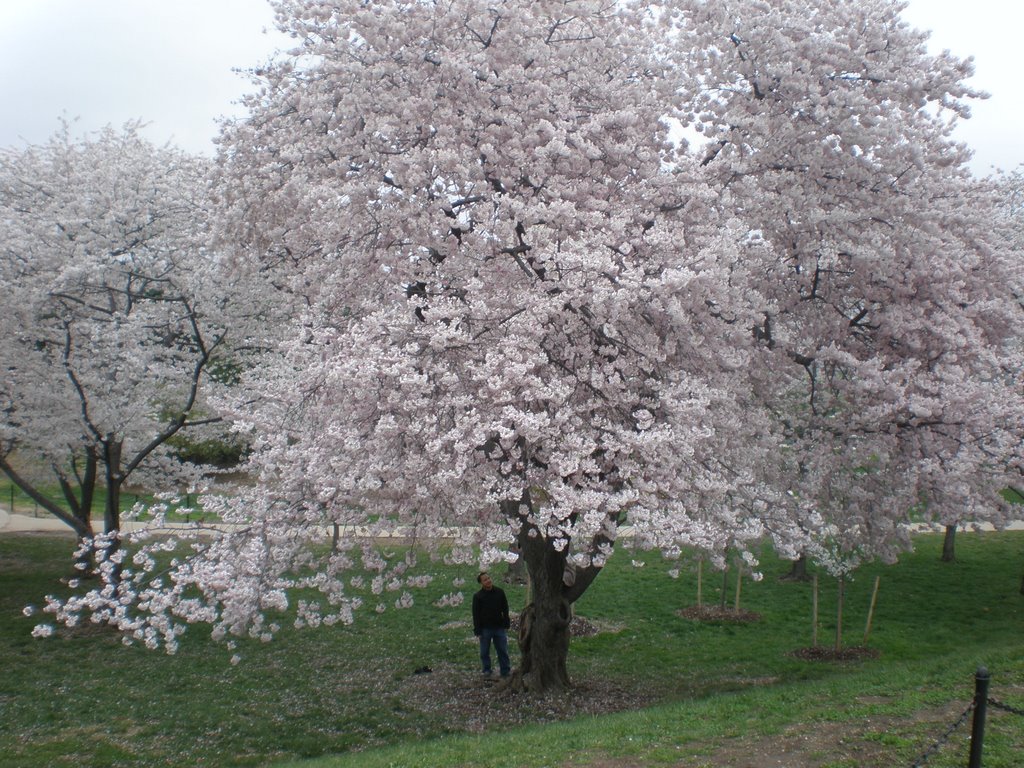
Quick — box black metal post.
[968,666,990,768]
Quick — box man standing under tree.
[472,572,511,679]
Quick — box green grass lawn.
[2,531,1022,767]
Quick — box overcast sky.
[0,1,1020,177]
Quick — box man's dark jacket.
[472,586,510,636]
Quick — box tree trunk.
[941,524,957,562]
[101,437,124,582]
[781,553,810,582]
[696,557,703,608]
[516,586,572,693]
[503,543,528,585]
[0,453,94,539]
[63,450,100,576]
[733,563,742,612]
[0,453,96,572]
[835,576,845,653]
[811,573,819,647]
[502,493,612,694]
[719,556,729,610]
[515,520,573,692]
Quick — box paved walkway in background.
[0,510,235,535]
[2,508,1023,536]
[0,509,70,533]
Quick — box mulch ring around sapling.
[789,645,881,662]
[676,605,762,623]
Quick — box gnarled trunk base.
[516,599,572,692]
[500,495,577,694]
[499,493,613,694]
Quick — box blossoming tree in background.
[674,0,1022,571]
[0,123,233,562]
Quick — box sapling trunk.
[697,558,703,609]
[720,558,729,610]
[835,575,845,653]
[811,573,819,647]
[733,562,742,612]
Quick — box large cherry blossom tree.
[0,124,234,559]
[214,0,787,692]
[44,0,779,690]
[35,0,1020,693]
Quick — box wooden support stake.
[863,575,881,645]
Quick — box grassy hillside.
[2,531,1022,767]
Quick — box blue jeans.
[479,628,511,677]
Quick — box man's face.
[480,573,493,590]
